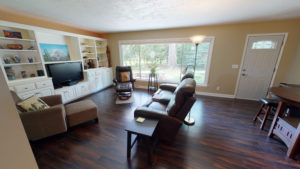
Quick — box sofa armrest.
[40,95,63,106]
[20,105,67,141]
[134,106,181,124]
[159,83,178,92]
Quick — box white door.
[236,34,285,100]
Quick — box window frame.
[119,37,215,86]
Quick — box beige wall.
[0,8,107,38]
[108,19,300,95]
[0,69,38,169]
[285,40,300,84]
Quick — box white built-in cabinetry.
[54,67,113,103]
[0,21,112,103]
[8,77,54,100]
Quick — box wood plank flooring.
[31,88,300,169]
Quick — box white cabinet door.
[88,79,97,92]
[107,68,113,86]
[95,77,103,90]
[75,83,89,97]
[36,88,53,97]
[55,87,76,103]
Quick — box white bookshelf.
[0,25,46,82]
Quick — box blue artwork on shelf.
[39,43,70,62]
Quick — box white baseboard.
[195,91,235,99]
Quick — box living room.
[1,1,300,169]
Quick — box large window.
[120,37,214,85]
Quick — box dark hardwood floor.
[31,87,300,169]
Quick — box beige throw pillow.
[18,96,50,112]
[120,72,130,82]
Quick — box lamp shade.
[191,35,206,45]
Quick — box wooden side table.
[148,73,158,93]
[124,118,159,165]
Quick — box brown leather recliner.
[134,78,196,143]
[153,65,194,104]
[113,66,136,99]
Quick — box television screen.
[46,62,83,88]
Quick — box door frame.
[234,33,288,100]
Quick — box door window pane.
[252,41,277,49]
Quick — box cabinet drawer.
[14,83,36,93]
[36,80,52,89]
[18,91,36,100]
[36,88,53,97]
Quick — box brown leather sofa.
[153,66,194,104]
[11,91,67,141]
[134,78,196,143]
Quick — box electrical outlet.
[216,86,220,91]
[232,64,239,69]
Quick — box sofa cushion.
[18,96,50,112]
[148,102,167,111]
[152,89,173,104]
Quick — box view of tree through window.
[121,39,213,84]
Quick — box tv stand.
[62,80,78,87]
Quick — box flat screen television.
[46,62,83,89]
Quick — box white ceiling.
[1,0,300,33]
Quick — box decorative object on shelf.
[30,74,36,77]
[3,57,10,64]
[27,57,34,63]
[3,30,22,39]
[82,50,88,53]
[12,55,21,63]
[107,46,111,67]
[39,43,70,62]
[21,71,27,78]
[7,44,23,50]
[87,60,95,68]
[5,67,15,80]
[21,70,27,78]
[37,70,44,76]
[81,42,88,46]
[83,56,88,59]
[27,46,34,50]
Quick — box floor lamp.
[184,35,206,126]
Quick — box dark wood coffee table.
[124,118,159,165]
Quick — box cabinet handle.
[24,88,28,90]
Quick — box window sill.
[135,79,208,87]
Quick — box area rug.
[115,95,135,104]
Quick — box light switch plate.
[232,64,239,69]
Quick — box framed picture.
[39,43,71,62]
[3,30,22,39]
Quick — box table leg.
[268,101,287,137]
[127,132,131,158]
[146,137,152,165]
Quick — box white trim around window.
[119,37,215,86]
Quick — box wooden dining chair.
[253,98,278,130]
[269,114,300,160]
